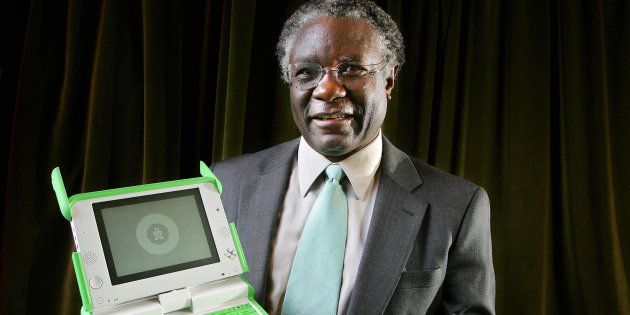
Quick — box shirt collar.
[298,130,382,200]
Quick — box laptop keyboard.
[209,303,259,315]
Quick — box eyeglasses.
[289,61,389,90]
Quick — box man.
[212,0,495,314]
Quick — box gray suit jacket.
[212,137,495,314]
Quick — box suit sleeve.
[441,187,496,314]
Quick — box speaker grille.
[82,252,97,265]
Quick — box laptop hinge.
[158,288,192,313]
[188,277,250,313]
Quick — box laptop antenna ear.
[52,167,72,221]
[200,161,223,195]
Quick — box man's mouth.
[311,112,353,120]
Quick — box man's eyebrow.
[338,55,361,62]
[292,55,319,63]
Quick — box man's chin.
[309,136,356,160]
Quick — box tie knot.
[325,164,345,182]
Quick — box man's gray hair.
[276,0,405,83]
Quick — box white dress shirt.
[266,132,383,315]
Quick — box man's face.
[288,16,396,161]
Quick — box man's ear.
[385,65,399,96]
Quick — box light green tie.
[282,164,348,315]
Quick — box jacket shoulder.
[210,139,299,221]
[212,138,299,176]
[211,139,298,190]
[413,158,480,191]
[407,156,484,211]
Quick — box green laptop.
[52,161,266,315]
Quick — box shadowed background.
[1,0,629,314]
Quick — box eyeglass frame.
[288,60,390,90]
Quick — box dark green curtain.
[1,0,628,314]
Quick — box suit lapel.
[347,137,428,314]
[236,140,298,304]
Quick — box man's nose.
[312,70,347,101]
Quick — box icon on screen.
[136,214,179,255]
[148,223,168,244]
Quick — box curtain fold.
[212,0,257,161]
[1,0,628,313]
[141,0,183,182]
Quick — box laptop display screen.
[94,188,220,285]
